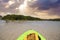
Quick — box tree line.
[1,15,41,20]
[0,15,60,21]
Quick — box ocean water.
[0,20,60,40]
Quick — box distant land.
[0,15,60,21]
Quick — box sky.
[0,0,60,19]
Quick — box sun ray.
[18,0,28,15]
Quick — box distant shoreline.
[0,15,60,21]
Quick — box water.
[0,20,60,40]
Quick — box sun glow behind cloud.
[19,0,28,15]
[18,0,37,15]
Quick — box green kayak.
[17,30,46,40]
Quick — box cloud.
[2,0,9,2]
[17,0,60,19]
[26,0,60,16]
[0,0,24,13]
[0,0,60,19]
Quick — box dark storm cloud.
[29,0,59,9]
[28,0,60,16]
